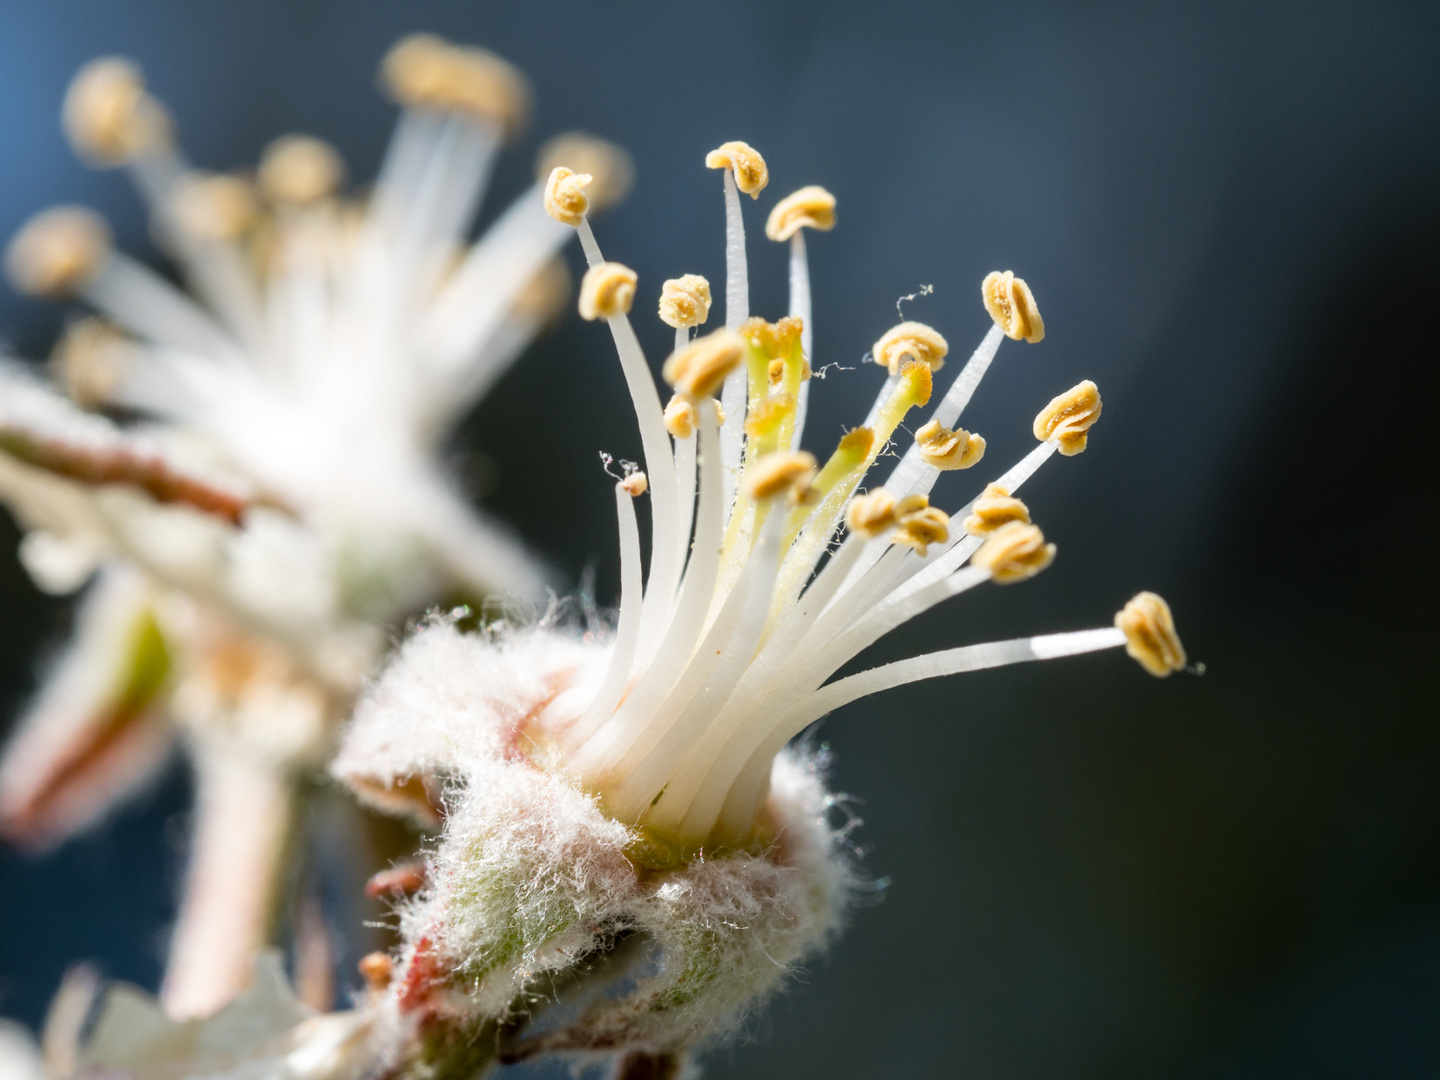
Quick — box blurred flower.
[332,140,1185,1073]
[0,34,630,1018]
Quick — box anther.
[621,472,649,497]
[768,356,812,388]
[4,207,112,298]
[705,141,769,198]
[171,173,259,241]
[845,488,898,537]
[872,321,949,375]
[662,328,745,400]
[543,166,592,227]
[914,419,986,471]
[1115,592,1186,677]
[50,318,132,409]
[258,136,344,206]
[1033,380,1102,456]
[891,499,951,556]
[765,185,836,241]
[536,135,634,215]
[578,262,637,321]
[358,952,393,991]
[664,395,699,439]
[381,35,530,136]
[971,521,1056,583]
[62,57,171,165]
[744,451,817,502]
[442,45,531,136]
[962,483,1031,537]
[658,274,712,329]
[982,270,1045,343]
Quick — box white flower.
[333,139,1186,1070]
[0,34,629,1019]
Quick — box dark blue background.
[1,2,1437,1076]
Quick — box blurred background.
[1,1,1437,1077]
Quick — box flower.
[0,35,630,1018]
[333,138,1185,1072]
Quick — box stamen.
[536,135,634,216]
[970,521,1055,583]
[50,318,134,409]
[982,270,1045,342]
[381,34,531,138]
[962,484,1031,537]
[563,481,648,747]
[744,451,817,503]
[578,262,638,321]
[764,185,836,241]
[658,274,712,329]
[621,471,648,497]
[542,166,592,226]
[1115,592,1186,677]
[4,208,112,298]
[170,174,259,242]
[872,321,948,375]
[704,141,769,198]
[845,488,897,537]
[62,57,171,166]
[1033,379,1102,456]
[662,328,745,400]
[257,136,345,206]
[664,395,699,439]
[891,501,950,557]
[914,419,985,471]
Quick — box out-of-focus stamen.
[258,136,345,206]
[4,207,112,298]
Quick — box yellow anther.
[714,400,727,426]
[1115,591,1186,677]
[620,471,649,498]
[982,270,1044,343]
[381,35,530,136]
[744,451,817,502]
[658,274,712,329]
[62,57,171,165]
[510,256,572,327]
[664,394,699,439]
[4,207,112,298]
[171,173,259,241]
[740,315,804,359]
[536,134,633,215]
[379,34,453,105]
[971,521,1055,583]
[705,140,769,198]
[765,185,837,241]
[258,136,345,206]
[768,356,812,388]
[662,328,745,399]
[894,493,931,517]
[543,166,592,227]
[915,419,986,471]
[1033,379,1102,456]
[872,321,949,375]
[962,483,1031,538]
[744,393,795,438]
[892,503,951,556]
[578,261,637,321]
[845,488,898,538]
[50,318,132,410]
[443,45,531,135]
